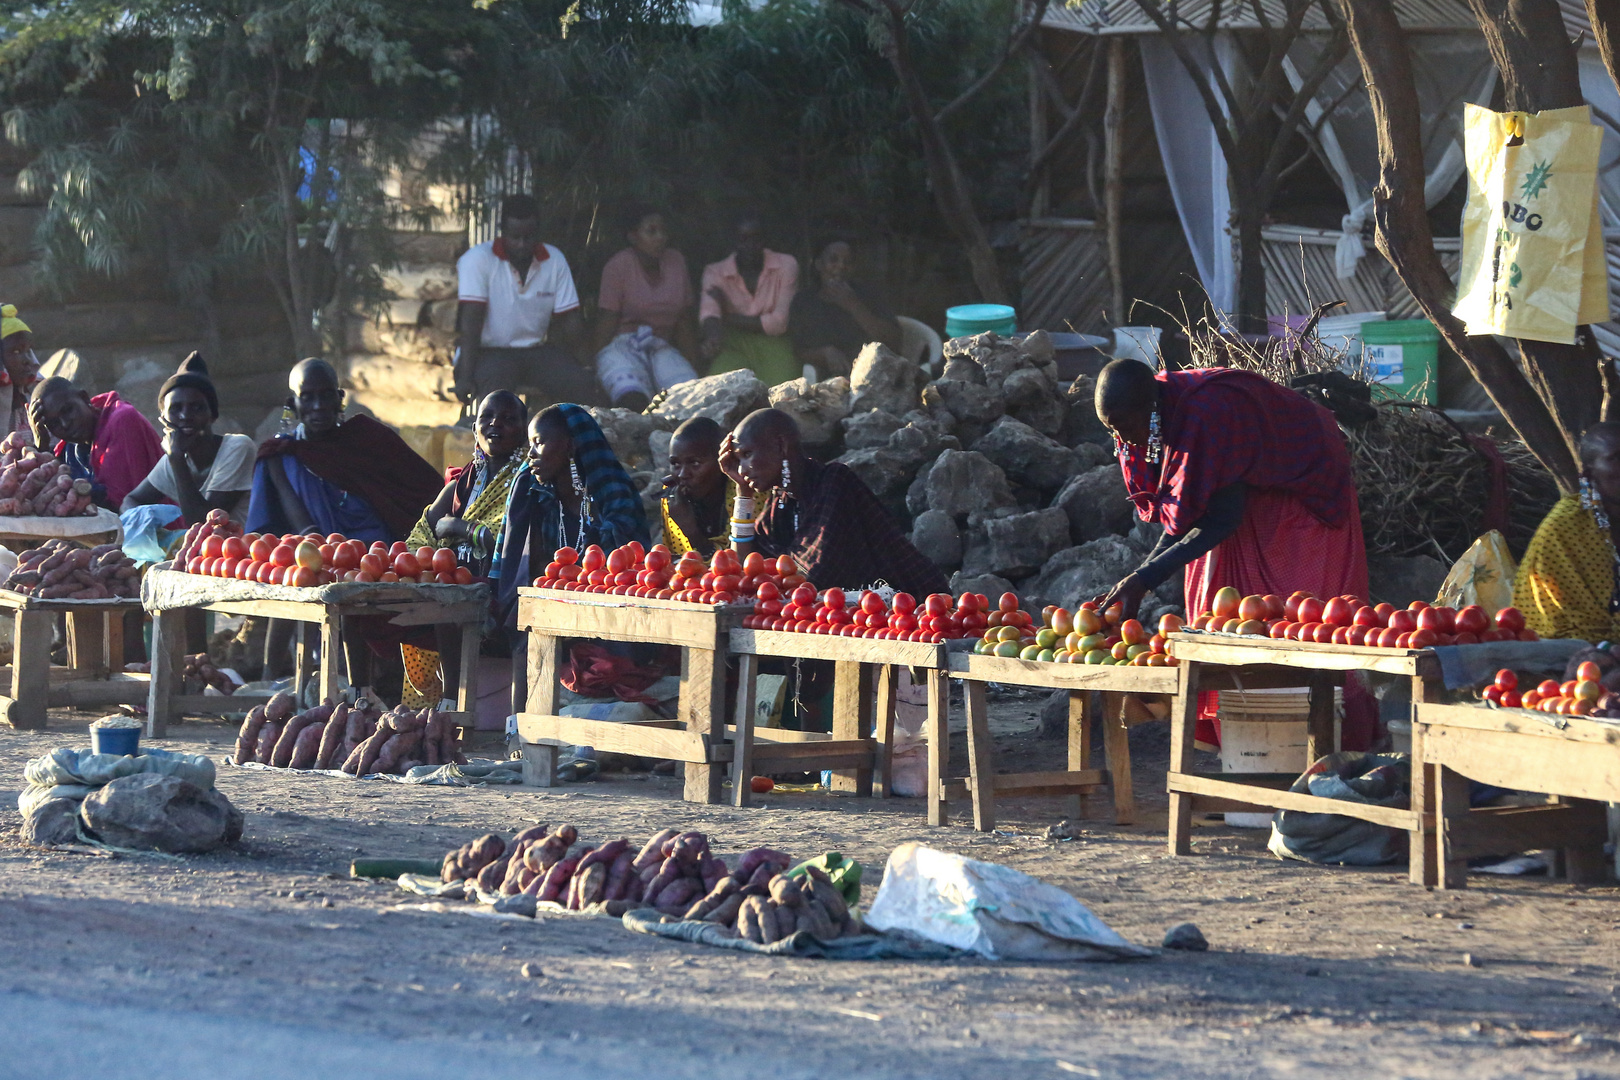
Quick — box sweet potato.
[666,831,707,865]
[805,871,851,926]
[500,845,532,894]
[603,850,636,901]
[624,869,646,903]
[683,876,738,921]
[468,834,505,867]
[288,721,324,769]
[775,902,798,940]
[573,862,608,909]
[441,851,462,883]
[745,863,775,890]
[315,704,349,769]
[234,705,267,764]
[704,890,747,927]
[769,874,804,908]
[264,691,297,724]
[255,720,282,763]
[343,702,370,746]
[525,835,564,873]
[536,855,579,903]
[575,837,629,877]
[475,854,510,894]
[738,896,764,943]
[643,855,681,903]
[271,710,321,767]
[797,898,836,940]
[352,726,392,775]
[655,877,699,913]
[373,729,422,774]
[700,854,727,894]
[757,899,781,944]
[736,847,792,880]
[634,829,679,871]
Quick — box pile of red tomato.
[534,544,806,605]
[1190,586,1536,648]
[1484,663,1605,716]
[181,532,472,587]
[741,586,988,641]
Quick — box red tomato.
[392,552,422,577]
[1454,605,1490,635]
[1518,629,1540,642]
[824,588,846,611]
[221,536,248,560]
[1494,606,1526,633]
[1500,689,1522,708]
[432,548,457,575]
[1409,628,1437,649]
[1283,592,1307,621]
[1311,623,1336,644]
[267,564,286,586]
[380,571,400,583]
[359,553,385,577]
[606,547,632,574]
[1495,669,1519,692]
[1347,625,1370,647]
[1321,597,1354,628]
[1330,625,1352,645]
[996,592,1018,613]
[247,537,272,563]
[1451,632,1480,645]
[555,546,580,565]
[1296,597,1324,624]
[924,593,949,617]
[332,544,360,571]
[201,535,224,559]
[581,545,606,572]
[291,566,319,588]
[389,541,408,558]
[318,543,336,566]
[644,549,671,573]
[1482,685,1503,705]
[956,592,982,613]
[1386,609,1416,634]
[1537,679,1562,698]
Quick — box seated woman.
[2,304,41,434]
[247,358,442,544]
[122,353,257,528]
[495,403,650,629]
[593,207,700,412]
[661,416,734,560]
[30,375,163,510]
[1513,422,1620,642]
[721,407,946,597]
[788,240,901,380]
[397,390,529,709]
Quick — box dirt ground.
[4,689,1620,1080]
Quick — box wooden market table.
[515,588,744,802]
[0,507,121,553]
[1165,630,1442,885]
[946,649,1182,831]
[0,589,147,729]
[1413,703,1612,889]
[726,629,946,811]
[142,566,489,737]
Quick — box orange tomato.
[1211,586,1242,620]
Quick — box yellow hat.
[1,304,28,341]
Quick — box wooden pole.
[1029,60,1050,218]
[1104,36,1126,325]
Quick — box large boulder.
[649,369,769,431]
[769,376,851,450]
[1020,537,1142,613]
[80,773,243,854]
[648,430,673,479]
[962,508,1071,580]
[22,797,80,846]
[924,450,1016,521]
[1051,465,1134,544]
[1001,366,1065,437]
[924,378,1004,432]
[834,447,915,512]
[849,343,920,418]
[909,509,963,571]
[1059,375,1113,448]
[842,409,904,451]
[587,407,666,472]
[974,416,1082,494]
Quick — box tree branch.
[935,0,1050,124]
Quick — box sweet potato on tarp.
[684,876,738,920]
[634,829,678,871]
[643,855,681,904]
[315,704,349,770]
[573,862,608,909]
[536,855,578,903]
[738,896,764,943]
[255,721,282,764]
[288,721,324,770]
[704,890,746,927]
[736,847,792,880]
[655,877,698,914]
[476,854,510,894]
[441,851,461,883]
[700,853,727,894]
[271,706,329,768]
[352,726,392,775]
[234,705,267,764]
[603,850,636,901]
[264,691,297,724]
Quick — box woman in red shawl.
[1094,359,1371,747]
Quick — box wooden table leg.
[926,667,950,826]
[146,607,183,738]
[1409,674,1439,887]
[66,610,103,676]
[965,678,995,831]
[830,660,872,795]
[318,612,343,706]
[293,622,310,704]
[106,611,125,675]
[1305,671,1335,765]
[456,618,481,717]
[681,645,725,804]
[732,652,758,808]
[1436,762,1471,889]
[1072,691,1094,821]
[873,665,897,799]
[5,607,50,730]
[1167,661,1200,855]
[521,633,560,788]
[1102,692,1135,825]
[1562,798,1609,884]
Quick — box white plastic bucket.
[1111,326,1164,366]
[1217,688,1342,828]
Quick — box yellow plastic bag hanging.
[1454,104,1609,344]
[1435,530,1519,613]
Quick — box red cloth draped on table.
[1118,368,1372,749]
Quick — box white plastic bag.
[864,843,1153,961]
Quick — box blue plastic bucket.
[91,724,141,757]
[945,303,1017,339]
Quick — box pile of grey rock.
[587,330,1182,627]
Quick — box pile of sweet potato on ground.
[4,541,139,599]
[0,431,94,517]
[441,826,860,941]
[183,652,236,694]
[233,692,465,774]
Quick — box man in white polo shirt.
[455,194,597,405]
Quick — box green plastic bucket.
[1360,319,1439,403]
[945,304,1016,339]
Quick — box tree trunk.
[1233,198,1268,334]
[1587,0,1620,93]
[875,4,1010,304]
[1338,0,1581,491]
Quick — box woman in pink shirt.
[698,214,800,387]
[592,207,700,411]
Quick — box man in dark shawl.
[246,358,442,543]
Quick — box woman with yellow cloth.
[1,304,42,434]
[399,391,529,707]
[660,416,735,559]
[1513,422,1620,642]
